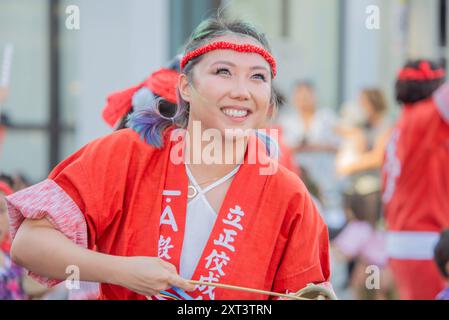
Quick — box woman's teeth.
[222,108,248,118]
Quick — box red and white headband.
[180,41,277,78]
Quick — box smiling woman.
[5,15,333,300]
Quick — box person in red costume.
[382,59,449,300]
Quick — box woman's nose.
[229,78,251,101]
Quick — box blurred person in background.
[333,88,394,300]
[337,88,392,222]
[434,229,449,300]
[335,101,366,178]
[280,81,341,221]
[383,59,449,300]
[11,173,30,193]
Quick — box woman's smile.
[220,106,252,123]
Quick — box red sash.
[156,129,274,300]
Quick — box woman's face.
[293,85,316,113]
[179,35,273,137]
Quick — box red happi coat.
[383,85,449,232]
[7,128,330,300]
[381,84,449,300]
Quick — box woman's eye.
[215,68,231,76]
[252,73,267,81]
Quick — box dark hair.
[395,59,445,104]
[343,190,382,227]
[434,229,449,278]
[273,86,286,109]
[361,88,388,115]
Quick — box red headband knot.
[180,41,277,78]
[102,68,179,128]
[398,61,445,81]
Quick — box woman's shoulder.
[88,128,150,149]
[79,128,165,161]
[50,129,161,178]
[267,165,325,229]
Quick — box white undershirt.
[179,164,240,280]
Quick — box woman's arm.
[11,218,194,297]
[338,128,392,175]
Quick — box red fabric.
[268,125,300,177]
[102,84,142,128]
[0,234,11,253]
[41,128,330,300]
[398,61,445,81]
[0,181,13,196]
[142,69,178,104]
[382,94,449,232]
[383,84,449,300]
[389,259,446,299]
[102,68,179,128]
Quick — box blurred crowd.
[273,62,449,300]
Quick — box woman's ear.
[178,74,191,103]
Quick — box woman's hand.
[113,256,195,297]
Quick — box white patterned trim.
[386,231,440,260]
